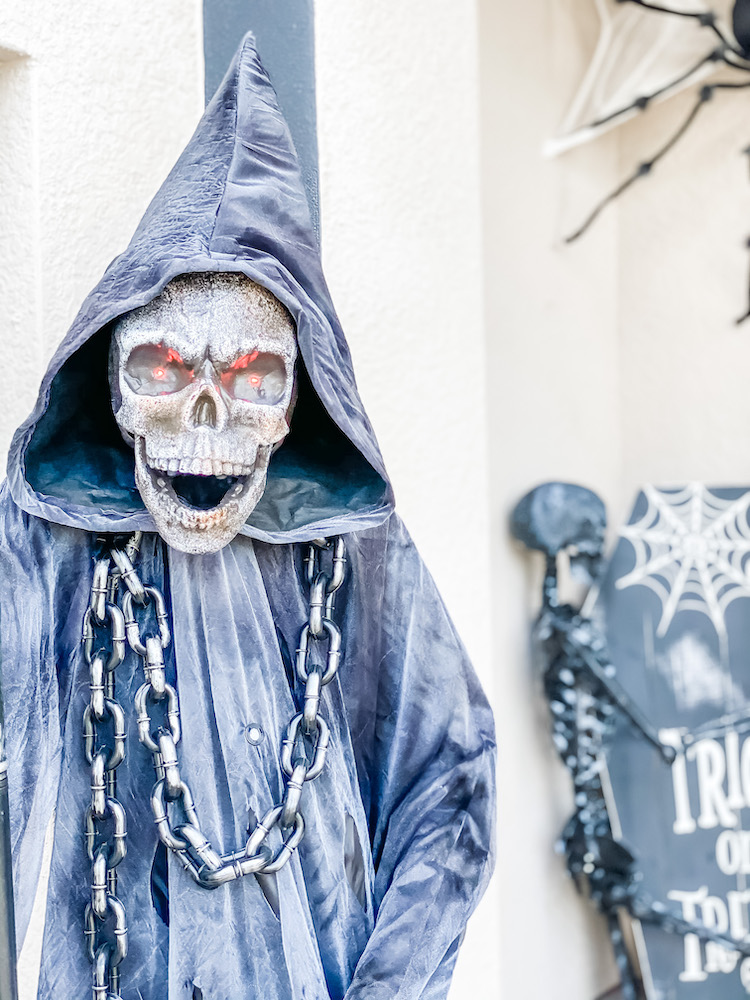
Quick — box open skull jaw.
[134,436,274,554]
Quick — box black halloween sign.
[598,484,750,997]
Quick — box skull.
[110,273,297,554]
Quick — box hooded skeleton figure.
[0,36,495,1000]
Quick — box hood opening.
[24,326,387,537]
[10,35,393,541]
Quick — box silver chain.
[81,533,140,999]
[82,533,346,998]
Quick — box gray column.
[203,0,319,237]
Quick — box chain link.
[81,534,140,1000]
[82,531,347,998]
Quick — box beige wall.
[618,84,750,492]
[480,0,750,996]
[315,0,494,676]
[480,0,620,996]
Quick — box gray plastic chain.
[82,533,346,999]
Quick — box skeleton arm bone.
[582,48,722,132]
[559,634,675,763]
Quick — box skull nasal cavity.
[192,394,217,428]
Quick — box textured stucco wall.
[0,5,205,996]
[0,2,205,469]
[314,4,498,997]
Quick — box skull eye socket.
[125,343,193,396]
[222,352,287,404]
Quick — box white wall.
[314,0,494,677]
[314,4,498,997]
[0,1,205,466]
[618,84,750,493]
[0,4,205,996]
[0,44,42,464]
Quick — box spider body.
[733,0,750,55]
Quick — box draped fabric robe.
[0,34,496,1000]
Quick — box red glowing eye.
[231,350,259,370]
[126,343,194,396]
[221,351,286,403]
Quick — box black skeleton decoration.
[511,482,750,1000]
[559,0,750,321]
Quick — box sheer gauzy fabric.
[545,0,736,156]
[0,32,495,1000]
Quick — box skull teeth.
[145,459,253,510]
[159,500,241,530]
[133,436,274,553]
[147,456,256,477]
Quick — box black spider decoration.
[567,0,750,322]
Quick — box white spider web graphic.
[615,484,750,639]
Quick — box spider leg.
[713,79,750,90]
[734,249,750,324]
[720,52,750,70]
[620,0,739,53]
[566,85,714,243]
[587,49,722,131]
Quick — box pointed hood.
[7,34,393,543]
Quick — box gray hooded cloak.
[0,34,496,1000]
